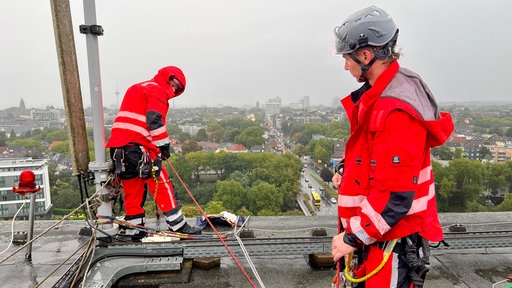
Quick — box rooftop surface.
[1,212,512,288]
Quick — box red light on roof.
[12,170,41,196]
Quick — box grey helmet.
[333,6,398,56]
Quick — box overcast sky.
[1,0,510,110]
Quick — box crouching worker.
[330,6,454,288]
[106,65,202,238]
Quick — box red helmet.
[12,170,41,195]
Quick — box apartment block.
[0,158,52,219]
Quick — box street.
[300,165,337,216]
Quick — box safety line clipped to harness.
[345,239,398,283]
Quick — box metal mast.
[80,0,116,234]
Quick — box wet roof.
[1,212,512,288]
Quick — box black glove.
[158,143,171,160]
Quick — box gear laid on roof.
[197,211,245,228]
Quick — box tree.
[307,138,334,164]
[320,167,334,183]
[195,128,208,142]
[489,127,503,136]
[181,140,202,155]
[229,171,251,188]
[503,161,512,192]
[177,131,191,143]
[224,128,241,143]
[8,138,47,154]
[293,143,308,157]
[315,146,329,165]
[204,200,226,214]
[166,123,182,138]
[187,182,216,206]
[211,151,239,180]
[325,120,345,138]
[45,129,68,142]
[265,152,302,187]
[0,131,7,146]
[184,151,210,184]
[234,126,264,149]
[445,159,486,211]
[209,130,226,143]
[479,146,492,159]
[213,180,245,211]
[495,193,512,211]
[246,182,282,215]
[505,127,512,137]
[432,146,453,160]
[49,168,82,210]
[207,123,226,143]
[165,153,194,200]
[453,148,464,159]
[484,162,507,196]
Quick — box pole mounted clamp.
[79,24,104,36]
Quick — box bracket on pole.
[79,24,104,36]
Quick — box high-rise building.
[265,97,281,123]
[301,96,310,109]
[0,158,52,219]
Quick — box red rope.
[166,158,257,288]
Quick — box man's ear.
[362,49,374,64]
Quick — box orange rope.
[166,158,257,288]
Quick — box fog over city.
[1,0,510,110]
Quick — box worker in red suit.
[330,6,454,288]
[107,65,202,236]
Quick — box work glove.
[158,143,171,160]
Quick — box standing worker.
[107,65,202,237]
[330,6,454,288]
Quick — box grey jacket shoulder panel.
[381,67,440,121]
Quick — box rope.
[34,240,90,288]
[0,200,27,255]
[166,158,258,288]
[0,176,109,288]
[344,239,398,283]
[80,229,97,288]
[332,218,342,288]
[98,216,225,240]
[0,176,109,265]
[234,216,266,288]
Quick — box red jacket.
[338,61,453,245]
[106,66,186,154]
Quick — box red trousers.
[121,165,179,217]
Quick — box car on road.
[305,178,309,182]
[308,183,312,188]
[330,197,337,204]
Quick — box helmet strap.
[349,53,378,82]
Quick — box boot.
[118,217,147,241]
[119,225,147,241]
[173,222,203,235]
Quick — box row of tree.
[433,158,512,212]
[166,151,303,216]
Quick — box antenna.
[115,84,120,107]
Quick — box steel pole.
[82,0,115,233]
[25,194,36,261]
